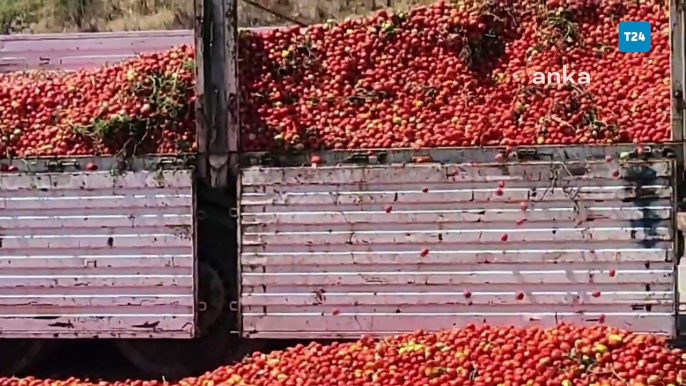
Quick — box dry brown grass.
[17,0,193,33]
[2,0,436,33]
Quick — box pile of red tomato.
[239,0,670,151]
[0,0,670,158]
[0,45,196,158]
[0,325,683,386]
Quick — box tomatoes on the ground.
[0,325,682,386]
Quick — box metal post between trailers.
[194,0,240,190]
[672,0,686,337]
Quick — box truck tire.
[116,197,267,380]
[0,340,52,376]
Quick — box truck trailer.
[0,0,684,379]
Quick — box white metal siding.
[0,28,278,73]
[239,159,676,338]
[0,170,195,338]
[0,31,193,72]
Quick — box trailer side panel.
[0,31,192,73]
[239,159,676,338]
[0,170,196,338]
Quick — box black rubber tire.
[115,319,254,380]
[116,261,263,380]
[117,200,266,380]
[0,340,53,376]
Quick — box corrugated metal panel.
[0,170,195,338]
[0,28,280,73]
[239,159,676,338]
[0,31,193,73]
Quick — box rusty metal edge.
[0,155,195,174]
[0,28,278,43]
[672,0,686,337]
[194,0,207,183]
[239,143,680,168]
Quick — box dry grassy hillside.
[0,0,434,33]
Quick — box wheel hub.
[0,340,48,376]
[116,260,248,379]
[197,261,226,333]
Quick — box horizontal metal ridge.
[241,248,671,264]
[242,270,671,286]
[242,314,675,337]
[1,171,192,190]
[242,227,672,248]
[241,186,672,206]
[243,291,673,306]
[0,316,194,338]
[241,161,671,186]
